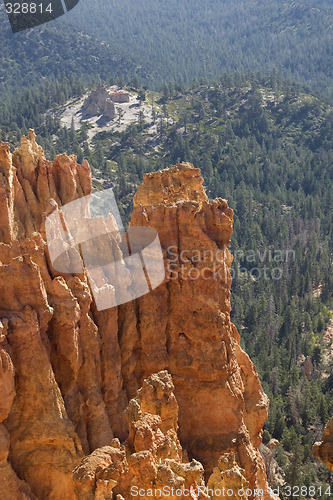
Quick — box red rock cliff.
[0,131,276,499]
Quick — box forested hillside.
[67,0,333,96]
[0,6,147,98]
[2,0,333,99]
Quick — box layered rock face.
[0,131,276,499]
[313,416,333,471]
[73,370,210,500]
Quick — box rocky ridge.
[0,131,277,499]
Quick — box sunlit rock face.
[313,416,333,471]
[0,132,276,499]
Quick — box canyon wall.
[0,131,276,499]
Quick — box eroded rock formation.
[313,416,333,471]
[73,370,210,500]
[83,84,116,119]
[130,165,272,497]
[0,131,277,499]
